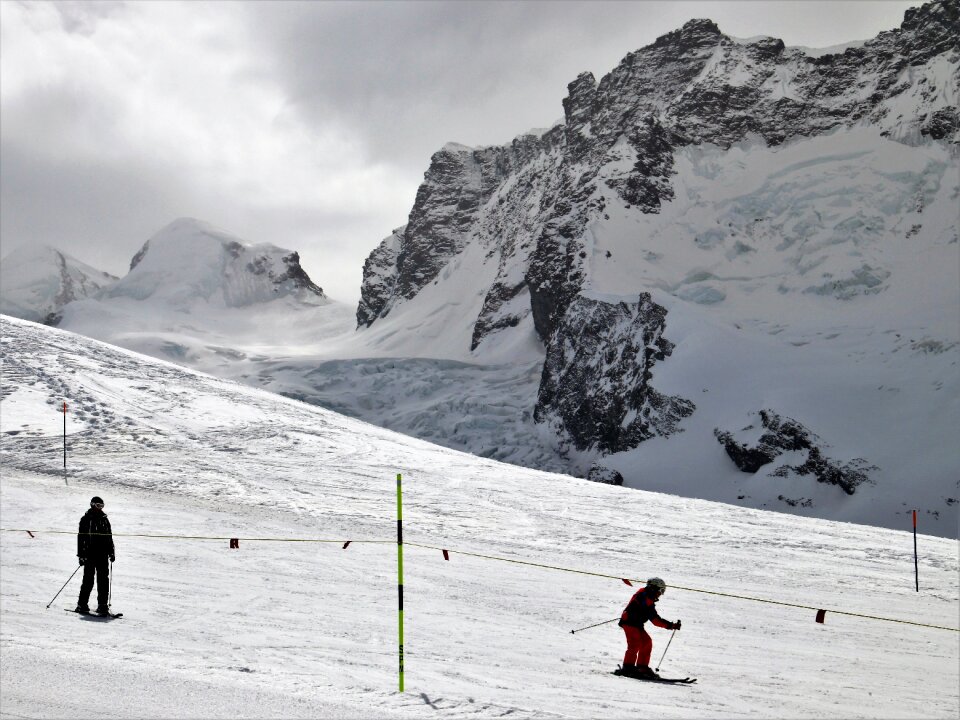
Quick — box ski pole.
[655,629,677,672]
[46,565,82,609]
[570,617,620,634]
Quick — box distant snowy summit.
[0,218,329,324]
[0,245,117,324]
[105,218,327,309]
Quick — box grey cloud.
[242,1,682,167]
[53,0,127,36]
[1,0,923,307]
[0,138,196,275]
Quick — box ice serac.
[0,245,117,324]
[108,218,326,309]
[535,293,695,457]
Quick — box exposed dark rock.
[276,252,324,296]
[357,228,402,327]
[130,241,150,271]
[587,464,624,485]
[715,410,877,494]
[714,430,779,473]
[243,251,324,297]
[535,294,694,454]
[920,107,959,140]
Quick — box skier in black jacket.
[76,496,115,615]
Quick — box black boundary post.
[63,401,67,482]
[913,509,919,592]
[397,473,404,692]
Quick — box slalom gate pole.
[655,629,677,672]
[913,510,919,592]
[569,617,620,634]
[396,473,405,693]
[62,401,67,484]
[46,565,81,609]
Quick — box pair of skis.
[66,608,123,619]
[612,666,696,684]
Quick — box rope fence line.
[405,542,960,633]
[3,528,957,633]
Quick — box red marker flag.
[622,579,633,587]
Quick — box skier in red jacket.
[616,577,680,679]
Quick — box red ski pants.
[622,625,652,667]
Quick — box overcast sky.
[0,0,921,304]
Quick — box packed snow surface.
[1,316,958,718]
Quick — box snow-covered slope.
[1,316,957,718]
[0,244,117,324]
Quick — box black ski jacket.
[77,509,115,559]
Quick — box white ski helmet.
[646,577,667,594]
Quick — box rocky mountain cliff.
[353,0,959,526]
[361,1,957,347]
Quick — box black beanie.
[90,496,104,507]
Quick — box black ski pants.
[78,556,109,609]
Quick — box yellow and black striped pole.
[396,473,405,692]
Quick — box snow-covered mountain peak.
[345,0,959,530]
[48,218,354,375]
[0,244,117,324]
[108,217,326,309]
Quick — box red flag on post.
[815,609,826,624]
[622,579,633,586]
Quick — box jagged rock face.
[535,294,695,454]
[360,1,958,347]
[714,410,877,495]
[352,2,956,483]
[359,130,565,332]
[356,228,402,327]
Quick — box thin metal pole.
[63,402,67,469]
[397,473,405,692]
[570,617,620,634]
[913,510,919,592]
[655,629,677,672]
[46,565,81,609]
